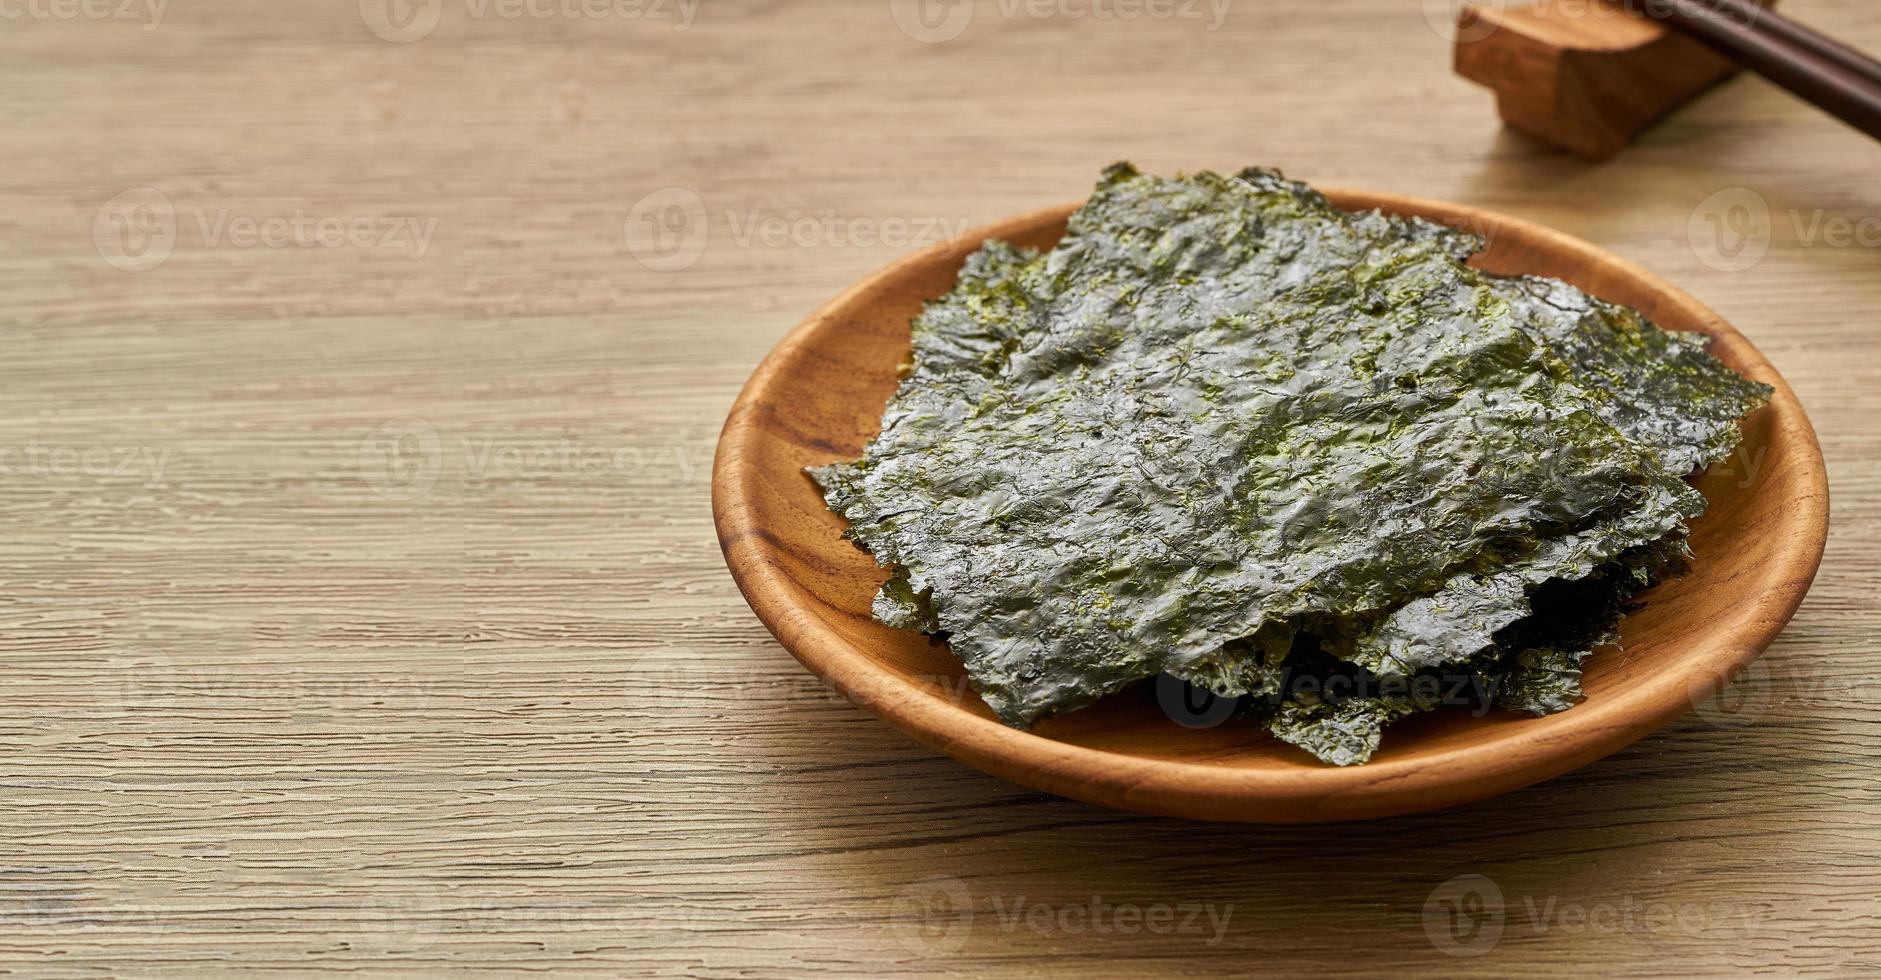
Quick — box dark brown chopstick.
[1639,0,1881,143]
[1710,0,1881,89]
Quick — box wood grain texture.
[1,0,1879,973]
[714,193,1827,823]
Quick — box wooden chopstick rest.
[1455,0,1778,160]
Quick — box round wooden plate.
[713,190,1828,823]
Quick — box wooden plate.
[713,190,1828,823]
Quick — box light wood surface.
[714,194,1826,823]
[2,0,1878,974]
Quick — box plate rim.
[713,190,1829,823]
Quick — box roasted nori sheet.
[813,164,1769,765]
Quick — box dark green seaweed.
[813,164,1768,765]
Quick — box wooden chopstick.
[1710,0,1881,88]
[1638,0,1881,142]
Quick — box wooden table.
[3,0,1878,974]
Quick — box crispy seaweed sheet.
[812,164,1769,765]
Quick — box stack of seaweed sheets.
[812,164,1769,765]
